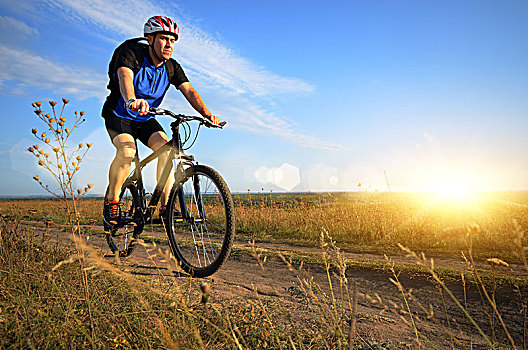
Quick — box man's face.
[149,33,176,61]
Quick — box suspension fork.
[176,172,205,222]
[193,174,206,221]
[175,162,189,220]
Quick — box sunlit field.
[234,191,528,255]
[1,190,527,348]
[2,191,527,258]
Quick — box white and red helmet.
[144,16,179,40]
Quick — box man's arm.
[117,67,149,115]
[178,82,220,125]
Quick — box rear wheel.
[165,165,235,277]
[105,184,143,257]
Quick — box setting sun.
[432,178,476,202]
[435,183,474,201]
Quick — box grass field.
[2,191,527,258]
[1,191,527,348]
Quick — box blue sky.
[0,0,527,195]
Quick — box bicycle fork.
[176,172,206,224]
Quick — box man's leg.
[107,133,137,202]
[147,131,172,206]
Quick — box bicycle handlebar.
[148,107,224,129]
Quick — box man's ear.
[146,34,155,45]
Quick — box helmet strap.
[148,33,166,66]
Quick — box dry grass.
[2,191,527,258]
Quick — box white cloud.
[0,45,107,99]
[50,0,314,97]
[1,0,342,151]
[0,16,39,39]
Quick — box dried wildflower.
[31,102,37,108]
[60,118,65,122]
[34,144,39,150]
[49,101,57,107]
[38,160,44,166]
[65,128,70,134]
[53,148,59,153]
[66,171,71,176]
[32,128,37,134]
[486,258,509,267]
[34,110,42,115]
[58,164,62,169]
[33,176,39,181]
[44,154,49,158]
[200,282,211,294]
[78,143,83,148]
[41,132,46,138]
[59,121,64,126]
[57,129,62,133]
[28,147,34,152]
[467,223,480,234]
[87,184,93,189]
[87,143,92,148]
[75,166,80,171]
[72,162,77,166]
[76,156,81,161]
[62,98,69,104]
[80,111,85,116]
[36,101,41,107]
[39,149,44,155]
[77,189,83,195]
[49,118,55,123]
[45,138,50,143]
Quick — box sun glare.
[432,178,476,202]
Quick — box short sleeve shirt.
[103,45,189,122]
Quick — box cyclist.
[102,15,221,229]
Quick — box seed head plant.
[29,99,93,229]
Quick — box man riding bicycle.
[102,15,221,230]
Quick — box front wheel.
[165,165,235,277]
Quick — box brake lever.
[148,107,163,115]
[202,120,225,129]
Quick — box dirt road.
[28,222,528,349]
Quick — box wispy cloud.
[2,0,343,150]
[218,97,348,151]
[0,45,106,99]
[50,0,314,97]
[0,16,39,38]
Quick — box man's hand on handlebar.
[207,115,227,128]
[125,98,150,115]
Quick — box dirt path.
[27,222,528,349]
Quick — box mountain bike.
[105,107,235,278]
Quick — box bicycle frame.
[122,119,195,222]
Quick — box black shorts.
[104,115,164,146]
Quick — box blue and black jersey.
[102,44,188,122]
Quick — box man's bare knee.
[112,134,136,164]
[115,145,136,163]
